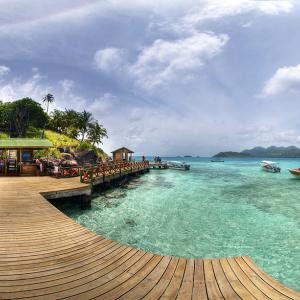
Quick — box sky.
[0,0,300,156]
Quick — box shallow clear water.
[55,157,300,291]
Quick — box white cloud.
[94,48,125,72]
[149,1,293,36]
[0,71,85,113]
[0,71,49,101]
[88,93,117,114]
[241,21,252,28]
[182,1,293,25]
[238,125,300,146]
[262,64,300,97]
[31,67,39,73]
[0,65,10,76]
[60,79,75,93]
[130,32,229,90]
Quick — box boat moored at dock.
[166,160,190,170]
[149,160,190,170]
[149,161,168,169]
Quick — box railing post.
[89,168,93,183]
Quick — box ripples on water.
[54,157,300,291]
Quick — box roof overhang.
[111,147,134,154]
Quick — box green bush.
[77,141,92,151]
[25,126,43,138]
[0,132,9,138]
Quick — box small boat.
[288,168,300,177]
[149,161,168,169]
[260,160,281,173]
[166,161,190,170]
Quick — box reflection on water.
[53,157,300,291]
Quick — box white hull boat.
[260,160,281,173]
[166,161,190,170]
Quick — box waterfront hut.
[111,147,134,161]
[0,138,53,176]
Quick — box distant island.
[213,151,251,158]
[213,146,300,158]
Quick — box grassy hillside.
[45,130,80,148]
[0,132,9,138]
[0,129,108,160]
[43,130,79,158]
[45,130,108,160]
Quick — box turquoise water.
[55,158,300,291]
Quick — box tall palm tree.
[78,110,93,142]
[42,93,54,138]
[43,93,55,115]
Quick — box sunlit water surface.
[54,158,300,291]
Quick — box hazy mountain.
[213,151,252,158]
[213,146,300,158]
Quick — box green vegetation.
[44,130,80,148]
[0,97,108,160]
[48,108,107,143]
[0,98,47,137]
[0,132,9,139]
[213,151,251,158]
[214,146,300,158]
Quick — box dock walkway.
[0,176,299,299]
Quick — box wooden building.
[0,139,53,176]
[111,147,134,161]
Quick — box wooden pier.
[0,176,299,299]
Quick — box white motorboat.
[166,161,190,170]
[260,160,281,173]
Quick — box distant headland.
[213,146,300,158]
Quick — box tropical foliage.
[0,98,48,137]
[87,122,107,145]
[0,96,108,159]
[42,93,55,114]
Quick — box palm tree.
[78,110,93,142]
[49,109,67,133]
[87,121,108,145]
[43,93,55,115]
[42,93,54,138]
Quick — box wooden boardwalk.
[0,176,299,300]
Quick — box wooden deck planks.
[0,177,299,299]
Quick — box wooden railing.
[49,166,81,178]
[79,161,149,184]
[60,166,81,177]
